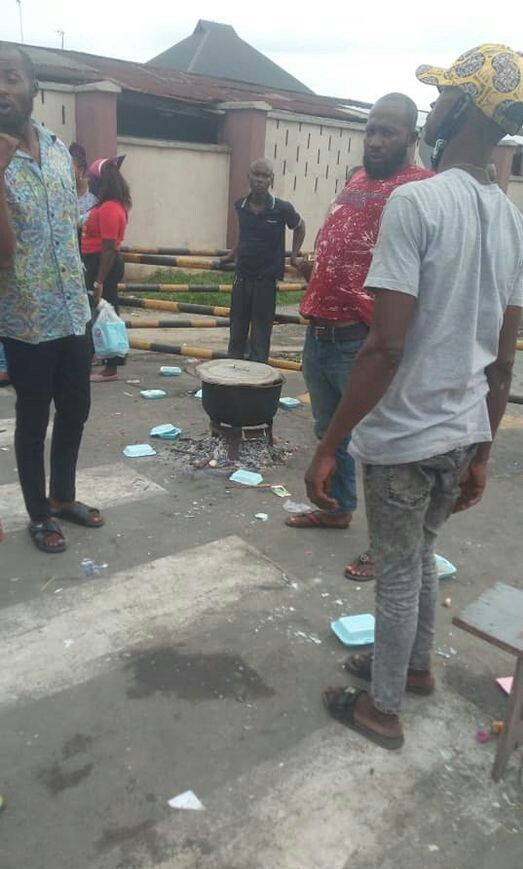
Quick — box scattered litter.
[123,391,134,397]
[81,558,108,577]
[160,366,182,376]
[126,379,141,385]
[279,396,302,409]
[294,631,322,645]
[9,577,20,583]
[64,639,74,649]
[320,592,330,598]
[297,392,311,405]
[283,499,312,514]
[442,597,452,608]
[167,790,205,811]
[0,446,9,451]
[475,728,491,744]
[54,588,63,594]
[140,389,167,399]
[271,485,292,498]
[149,424,182,440]
[229,469,263,486]
[331,614,375,646]
[435,553,457,579]
[428,845,439,853]
[435,647,452,659]
[0,794,5,812]
[255,513,269,521]
[335,599,344,605]
[194,389,203,399]
[123,444,157,458]
[491,720,505,735]
[497,676,514,695]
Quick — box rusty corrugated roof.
[7,41,370,124]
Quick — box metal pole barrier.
[128,338,302,372]
[117,296,308,325]
[124,318,230,328]
[117,282,305,293]
[121,245,312,258]
[122,253,299,276]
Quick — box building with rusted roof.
[5,27,521,250]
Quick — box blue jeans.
[0,340,7,374]
[302,326,365,515]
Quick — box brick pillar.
[75,81,121,164]
[218,102,271,247]
[491,141,517,192]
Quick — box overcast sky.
[3,1,523,110]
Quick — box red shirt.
[81,199,128,254]
[300,165,433,324]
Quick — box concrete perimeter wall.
[116,137,231,249]
[265,112,366,244]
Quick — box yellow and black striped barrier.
[121,246,229,257]
[124,317,230,329]
[117,282,305,294]
[117,296,308,325]
[128,338,302,372]
[122,253,299,276]
[121,245,313,258]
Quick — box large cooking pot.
[198,359,285,427]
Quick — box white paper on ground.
[167,790,205,811]
[496,676,514,695]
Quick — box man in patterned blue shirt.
[0,44,104,552]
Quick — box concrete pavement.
[0,345,522,869]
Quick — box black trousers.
[228,274,277,363]
[3,334,91,522]
[83,252,126,366]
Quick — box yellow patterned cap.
[416,44,523,134]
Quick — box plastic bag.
[92,299,129,358]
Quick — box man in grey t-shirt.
[305,44,523,749]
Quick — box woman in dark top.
[81,156,131,382]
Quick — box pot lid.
[197,359,284,387]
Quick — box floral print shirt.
[0,123,90,344]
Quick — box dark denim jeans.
[302,326,366,515]
[364,446,477,714]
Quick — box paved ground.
[1,327,523,869]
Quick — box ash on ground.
[158,434,298,473]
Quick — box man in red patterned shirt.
[288,93,432,578]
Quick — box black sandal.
[343,652,435,696]
[28,518,66,553]
[51,502,104,528]
[323,686,404,750]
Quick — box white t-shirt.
[350,169,523,465]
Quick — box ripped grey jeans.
[363,446,477,715]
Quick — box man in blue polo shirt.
[0,43,104,553]
[221,158,305,363]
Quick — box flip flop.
[28,518,66,553]
[343,652,435,696]
[323,686,404,750]
[90,373,120,382]
[344,551,374,581]
[285,511,352,529]
[51,502,105,528]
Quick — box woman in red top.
[82,156,131,382]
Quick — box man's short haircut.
[250,157,274,175]
[0,43,36,81]
[374,92,419,133]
